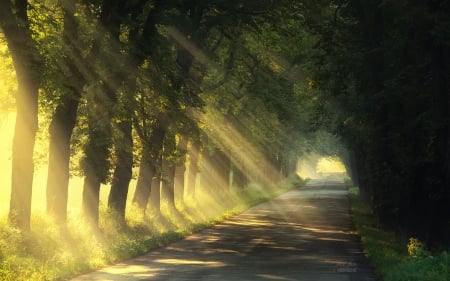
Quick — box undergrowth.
[349,184,450,281]
[0,176,301,281]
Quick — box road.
[70,179,377,281]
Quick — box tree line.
[308,0,450,248]
[0,0,318,230]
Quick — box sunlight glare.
[201,106,281,188]
[101,264,159,275]
[316,157,346,174]
[0,112,14,214]
[297,155,347,180]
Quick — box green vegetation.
[0,176,301,281]
[350,185,450,281]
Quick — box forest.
[0,0,449,280]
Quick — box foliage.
[0,37,16,113]
[290,174,309,188]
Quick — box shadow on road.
[70,180,377,281]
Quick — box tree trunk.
[80,0,122,227]
[46,94,80,222]
[233,164,248,189]
[9,84,38,230]
[174,136,188,202]
[46,0,83,223]
[149,153,163,212]
[174,165,186,202]
[1,0,42,230]
[82,172,101,226]
[150,176,161,211]
[80,122,113,226]
[80,87,114,226]
[133,148,154,211]
[229,161,235,189]
[199,149,214,193]
[185,140,199,198]
[160,132,176,207]
[108,120,133,219]
[347,150,359,187]
[161,157,176,207]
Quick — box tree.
[80,0,123,226]
[107,117,133,219]
[160,131,176,207]
[185,139,201,198]
[46,0,85,223]
[0,0,43,230]
[81,84,114,226]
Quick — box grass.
[0,175,303,281]
[349,184,450,281]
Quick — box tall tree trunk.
[161,157,176,207]
[150,176,161,211]
[199,149,214,193]
[46,0,83,222]
[46,94,81,222]
[1,0,42,230]
[229,161,235,189]
[174,136,188,202]
[80,0,122,227]
[185,140,200,198]
[174,165,186,202]
[82,172,101,226]
[81,95,113,226]
[161,132,176,207]
[347,150,359,187]
[233,163,248,189]
[10,77,38,230]
[108,120,133,219]
[150,153,163,212]
[133,147,154,210]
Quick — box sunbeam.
[165,26,286,190]
[199,106,281,188]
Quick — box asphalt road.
[70,179,377,281]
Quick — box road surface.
[70,179,377,281]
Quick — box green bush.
[290,174,309,188]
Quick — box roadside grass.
[349,184,450,281]
[0,175,302,281]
